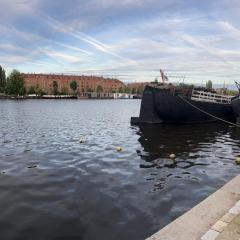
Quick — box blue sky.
[0,0,240,85]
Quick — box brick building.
[127,82,149,93]
[22,73,125,94]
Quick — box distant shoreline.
[0,95,141,100]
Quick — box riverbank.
[0,93,142,99]
[147,175,240,240]
[0,95,76,99]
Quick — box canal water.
[0,99,239,240]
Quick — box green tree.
[60,86,69,95]
[0,65,6,92]
[227,90,238,96]
[118,87,123,93]
[70,80,77,93]
[35,84,45,96]
[28,86,36,94]
[52,81,58,95]
[96,85,103,93]
[5,70,25,95]
[206,80,212,90]
[124,86,130,93]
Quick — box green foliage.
[52,81,58,95]
[28,86,36,94]
[206,80,212,90]
[0,65,6,92]
[96,85,103,93]
[35,84,45,96]
[118,87,123,93]
[27,84,45,96]
[131,88,136,94]
[60,86,69,95]
[227,90,238,96]
[124,86,130,93]
[70,80,77,93]
[5,70,25,95]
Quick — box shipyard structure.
[22,73,125,94]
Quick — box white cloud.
[46,16,136,65]
[1,0,240,84]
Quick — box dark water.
[0,99,240,240]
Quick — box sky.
[0,0,240,85]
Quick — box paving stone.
[216,222,240,240]
[146,176,240,240]
[221,212,237,223]
[222,175,240,195]
[201,230,219,240]
[233,215,240,225]
[211,220,228,232]
[229,206,240,215]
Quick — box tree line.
[0,66,6,93]
[0,67,25,95]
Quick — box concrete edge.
[146,175,240,240]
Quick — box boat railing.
[191,90,233,104]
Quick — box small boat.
[131,70,240,125]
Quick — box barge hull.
[231,97,240,123]
[132,86,235,124]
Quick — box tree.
[5,70,25,95]
[35,84,45,96]
[206,80,212,90]
[70,80,77,93]
[28,86,36,94]
[124,86,130,93]
[227,90,238,96]
[0,65,6,92]
[60,86,69,95]
[52,81,58,95]
[118,87,123,93]
[96,85,103,93]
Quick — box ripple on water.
[0,100,239,240]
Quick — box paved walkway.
[201,201,240,240]
[216,214,240,240]
[147,175,240,240]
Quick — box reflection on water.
[0,99,239,240]
[137,124,240,192]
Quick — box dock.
[147,175,240,240]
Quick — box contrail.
[44,16,136,64]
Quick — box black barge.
[131,82,240,125]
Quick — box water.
[0,99,239,240]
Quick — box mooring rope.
[178,95,240,127]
